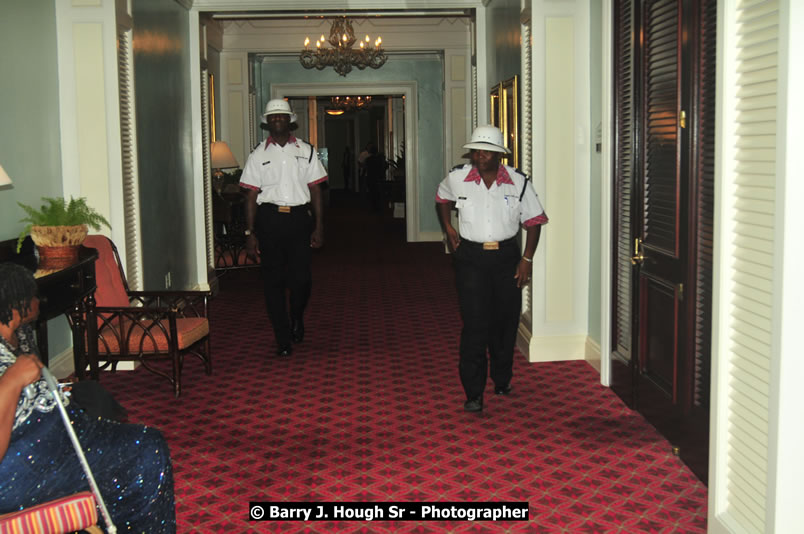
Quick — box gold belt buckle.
[278,205,291,213]
[482,241,499,250]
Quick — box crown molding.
[191,0,484,10]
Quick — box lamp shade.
[210,141,239,170]
[0,164,11,186]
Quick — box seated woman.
[0,263,176,533]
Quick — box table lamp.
[210,141,239,192]
[0,164,12,187]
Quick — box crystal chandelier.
[300,18,387,77]
[325,95,372,116]
[331,95,372,110]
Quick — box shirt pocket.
[456,198,475,223]
[504,196,520,225]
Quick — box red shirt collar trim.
[265,135,298,148]
[463,165,514,186]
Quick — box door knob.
[630,238,644,265]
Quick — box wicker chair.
[78,235,212,398]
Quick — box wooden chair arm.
[125,291,210,317]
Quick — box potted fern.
[16,196,111,269]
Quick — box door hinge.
[679,110,687,129]
[677,283,684,300]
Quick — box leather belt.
[461,237,517,251]
[260,203,309,214]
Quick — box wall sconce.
[210,141,239,193]
[0,164,12,187]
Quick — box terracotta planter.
[30,224,88,270]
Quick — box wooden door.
[633,0,687,435]
[611,0,715,483]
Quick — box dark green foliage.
[16,196,111,252]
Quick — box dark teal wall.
[486,0,522,96]
[0,1,72,355]
[133,0,197,290]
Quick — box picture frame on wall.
[490,83,502,129]
[501,75,519,168]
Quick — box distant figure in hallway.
[357,142,372,196]
[342,146,353,191]
[240,99,328,357]
[436,125,549,413]
[365,144,387,213]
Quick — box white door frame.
[272,82,420,241]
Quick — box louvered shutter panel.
[692,0,717,410]
[117,27,143,291]
[723,0,779,531]
[642,0,680,256]
[612,0,636,365]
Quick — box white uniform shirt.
[239,136,328,206]
[436,164,548,243]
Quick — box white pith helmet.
[462,125,511,154]
[262,98,297,124]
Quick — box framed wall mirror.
[490,83,502,129]
[501,75,518,168]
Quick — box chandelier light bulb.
[304,37,310,48]
[359,41,364,49]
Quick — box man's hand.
[311,226,324,249]
[245,234,260,261]
[445,225,461,252]
[514,258,532,288]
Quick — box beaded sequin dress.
[0,325,176,533]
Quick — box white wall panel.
[525,0,590,362]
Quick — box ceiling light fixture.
[300,18,387,77]
[330,95,372,111]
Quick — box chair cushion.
[83,235,129,307]
[0,492,98,534]
[97,317,209,354]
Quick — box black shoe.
[494,384,512,395]
[463,397,483,412]
[276,344,293,357]
[291,319,305,344]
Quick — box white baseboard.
[49,348,141,378]
[416,230,445,242]
[585,337,601,373]
[519,334,587,363]
[49,348,76,380]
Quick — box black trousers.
[454,239,522,400]
[256,203,313,347]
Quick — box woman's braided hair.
[0,263,38,325]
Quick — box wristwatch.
[244,229,253,237]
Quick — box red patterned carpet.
[98,193,708,532]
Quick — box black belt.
[259,203,310,213]
[460,237,517,251]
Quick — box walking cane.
[40,367,117,534]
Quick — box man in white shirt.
[436,125,548,412]
[240,99,328,356]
